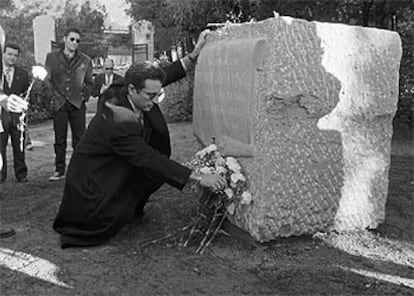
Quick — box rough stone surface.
[192,16,402,242]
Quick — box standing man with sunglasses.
[45,27,93,181]
[92,58,123,100]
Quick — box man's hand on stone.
[5,94,28,113]
[199,173,227,191]
[189,29,212,60]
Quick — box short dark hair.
[64,27,81,37]
[4,43,20,53]
[124,61,166,91]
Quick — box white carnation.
[195,150,206,158]
[205,144,217,153]
[240,191,253,205]
[215,156,226,166]
[230,173,246,184]
[215,166,227,175]
[195,144,217,158]
[226,203,236,215]
[199,166,212,174]
[32,66,48,80]
[224,188,234,199]
[226,157,241,172]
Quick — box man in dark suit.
[53,31,226,248]
[91,58,123,100]
[0,43,30,183]
[0,25,29,237]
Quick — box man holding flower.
[0,43,30,183]
[0,24,29,237]
[0,93,29,238]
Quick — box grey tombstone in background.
[132,20,154,61]
[33,15,55,65]
[193,16,402,242]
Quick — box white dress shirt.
[3,66,14,88]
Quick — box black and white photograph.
[0,0,413,295]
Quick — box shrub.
[27,81,53,124]
[160,68,195,123]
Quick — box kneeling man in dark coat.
[53,49,226,248]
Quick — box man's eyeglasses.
[140,89,165,103]
[69,37,80,43]
[105,68,114,70]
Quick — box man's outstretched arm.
[162,29,212,86]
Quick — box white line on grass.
[0,248,72,288]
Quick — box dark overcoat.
[53,61,192,248]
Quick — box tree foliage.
[55,0,107,59]
[0,7,38,67]
[126,0,412,51]
[126,0,257,52]
[0,0,14,10]
[0,0,108,123]
[0,0,107,64]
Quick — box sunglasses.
[69,37,80,43]
[105,68,114,70]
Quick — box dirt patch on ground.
[0,113,413,295]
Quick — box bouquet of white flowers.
[182,144,252,254]
[139,144,252,253]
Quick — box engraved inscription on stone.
[193,38,267,156]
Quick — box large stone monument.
[193,16,402,242]
[33,15,55,65]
